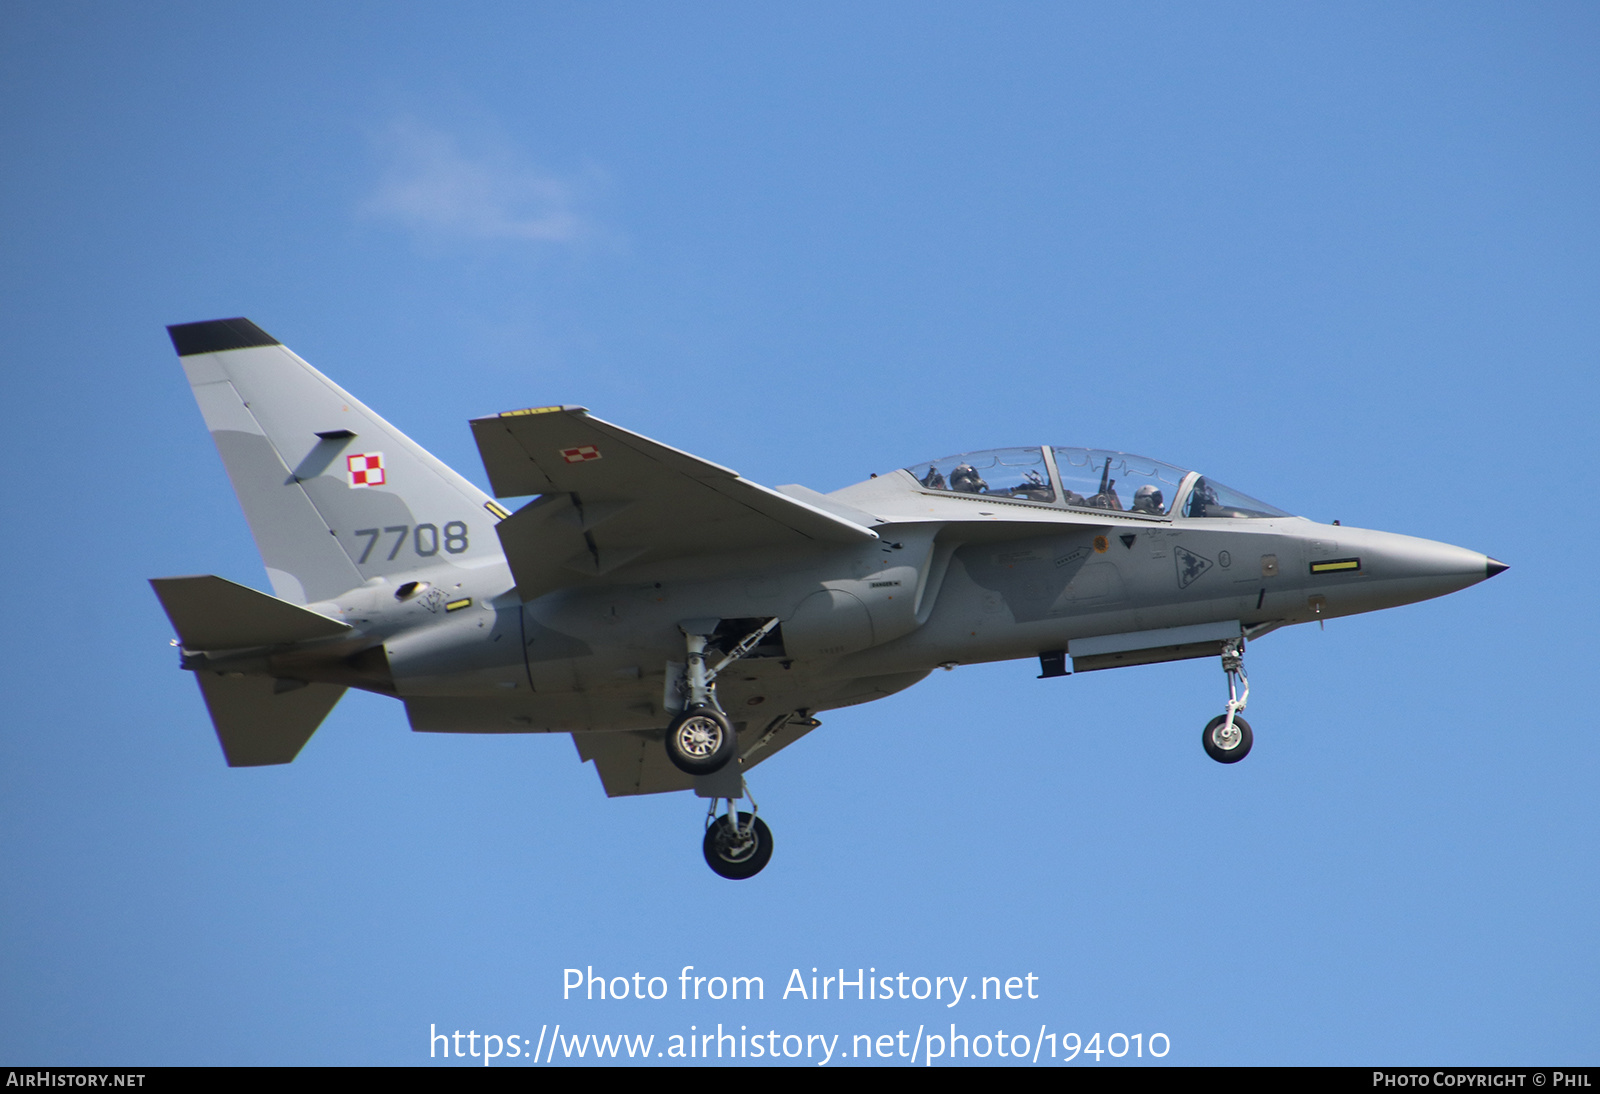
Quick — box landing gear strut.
[663,618,778,776]
[702,785,773,880]
[664,619,781,877]
[1203,637,1253,763]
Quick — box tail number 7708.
[350,522,469,563]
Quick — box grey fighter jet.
[152,319,1507,879]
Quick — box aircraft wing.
[471,406,879,601]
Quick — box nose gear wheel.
[1202,712,1253,763]
[1203,637,1254,764]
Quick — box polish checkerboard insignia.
[561,445,602,464]
[347,452,386,487]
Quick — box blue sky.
[1,2,1594,1065]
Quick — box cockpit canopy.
[904,447,1291,519]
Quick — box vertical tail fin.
[169,319,503,604]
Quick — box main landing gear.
[662,618,778,777]
[665,707,735,775]
[1203,637,1253,764]
[665,619,782,878]
[703,788,773,880]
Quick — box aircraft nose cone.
[1324,528,1505,613]
[1359,533,1492,582]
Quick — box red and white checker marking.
[347,452,386,487]
[561,445,602,464]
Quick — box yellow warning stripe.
[446,598,473,612]
[1310,558,1361,574]
[483,500,511,520]
[499,405,565,417]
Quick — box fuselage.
[263,466,1499,737]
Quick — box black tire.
[1202,713,1253,764]
[664,707,735,775]
[702,812,773,880]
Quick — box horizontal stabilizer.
[150,575,350,650]
[195,672,344,766]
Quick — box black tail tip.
[1485,558,1509,579]
[167,318,280,357]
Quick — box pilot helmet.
[950,463,983,489]
[1133,484,1164,512]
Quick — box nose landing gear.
[1203,637,1253,763]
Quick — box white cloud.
[362,120,599,245]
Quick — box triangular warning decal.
[1175,546,1213,589]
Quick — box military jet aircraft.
[152,318,1507,879]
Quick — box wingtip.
[166,318,280,357]
[484,404,590,420]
